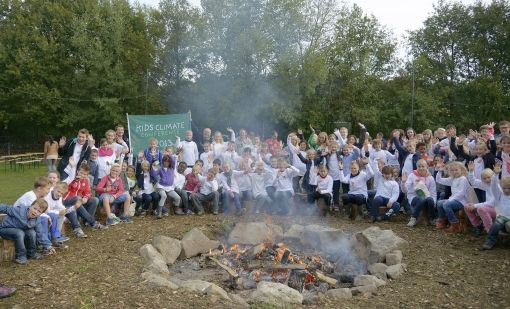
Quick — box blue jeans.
[222,191,241,212]
[274,191,292,214]
[437,199,464,223]
[38,213,62,241]
[0,227,37,259]
[254,194,272,212]
[371,196,400,218]
[411,196,435,219]
[64,196,99,226]
[175,189,190,212]
[135,192,160,210]
[367,190,377,212]
[484,215,510,247]
[342,193,366,206]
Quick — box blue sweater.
[0,204,38,229]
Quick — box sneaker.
[119,215,133,223]
[54,236,70,242]
[197,210,205,216]
[174,208,185,215]
[106,217,119,226]
[93,222,107,230]
[385,209,394,217]
[370,216,378,223]
[480,243,493,250]
[429,218,437,226]
[15,257,28,265]
[112,216,121,223]
[407,217,417,227]
[52,241,65,248]
[185,209,194,215]
[28,252,43,260]
[0,283,16,299]
[73,228,88,238]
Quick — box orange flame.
[252,270,261,282]
[305,273,316,284]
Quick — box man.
[496,120,509,144]
[198,127,213,154]
[57,128,92,181]
[115,124,131,164]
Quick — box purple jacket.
[151,156,176,187]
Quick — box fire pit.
[139,222,408,306]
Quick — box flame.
[274,244,289,263]
[304,273,316,284]
[252,270,261,282]
[230,244,239,252]
[312,255,321,263]
[296,257,305,264]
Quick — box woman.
[44,135,59,172]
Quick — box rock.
[302,224,345,254]
[385,250,403,266]
[386,263,406,279]
[350,284,377,295]
[205,283,231,301]
[229,293,250,308]
[180,280,212,293]
[179,228,220,259]
[141,272,179,290]
[227,222,283,245]
[367,263,388,280]
[302,290,319,305]
[284,224,305,243]
[352,227,408,264]
[139,244,169,275]
[325,288,352,300]
[251,281,303,306]
[353,275,386,288]
[152,235,182,265]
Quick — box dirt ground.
[1,211,509,309]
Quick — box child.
[405,159,437,227]
[218,162,243,215]
[183,164,202,214]
[273,158,299,215]
[151,155,180,218]
[481,165,510,249]
[199,142,214,174]
[212,128,235,159]
[63,164,104,230]
[221,141,240,167]
[339,158,374,221]
[0,198,54,264]
[97,137,116,181]
[135,160,160,216]
[176,130,199,167]
[173,162,191,215]
[96,163,132,225]
[465,163,496,235]
[249,161,272,214]
[313,165,333,213]
[435,161,472,233]
[88,148,100,187]
[191,169,220,215]
[14,177,51,207]
[370,165,400,223]
[42,181,69,245]
[296,148,325,207]
[143,138,163,166]
[325,142,342,211]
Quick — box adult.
[43,135,59,172]
[236,128,252,154]
[115,124,131,164]
[58,128,92,181]
[496,120,509,144]
[197,127,213,154]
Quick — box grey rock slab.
[350,284,377,295]
[385,250,403,266]
[302,224,345,254]
[141,272,178,290]
[152,235,182,265]
[283,224,305,243]
[205,283,231,301]
[250,281,303,306]
[325,288,353,300]
[139,244,169,275]
[227,222,283,245]
[386,263,406,279]
[352,226,408,264]
[367,263,388,280]
[229,293,250,308]
[179,228,220,259]
[353,275,386,287]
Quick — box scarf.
[224,171,232,187]
[99,147,113,157]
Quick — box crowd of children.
[1,121,510,266]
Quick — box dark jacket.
[57,138,92,179]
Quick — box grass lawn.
[0,165,47,204]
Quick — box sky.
[132,0,489,42]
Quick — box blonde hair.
[481,168,494,179]
[34,177,49,189]
[501,176,510,188]
[111,163,121,170]
[54,181,68,192]
[447,161,467,177]
[32,198,49,212]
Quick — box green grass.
[0,165,48,204]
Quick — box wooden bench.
[16,159,42,171]
[0,214,15,262]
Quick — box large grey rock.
[205,284,231,301]
[139,244,169,275]
[284,224,305,243]
[179,228,220,259]
[229,293,250,308]
[251,281,303,306]
[367,263,388,280]
[352,227,408,264]
[152,235,182,265]
[228,222,283,245]
[302,224,345,254]
[386,263,406,279]
[350,284,377,295]
[141,272,179,289]
[353,275,386,288]
[385,250,403,266]
[325,288,352,300]
[180,280,230,301]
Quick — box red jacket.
[64,178,92,200]
[95,176,125,199]
[184,173,201,193]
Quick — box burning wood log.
[287,270,306,292]
[313,270,338,285]
[245,242,268,259]
[207,256,239,278]
[243,261,307,270]
[281,250,291,264]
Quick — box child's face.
[481,174,492,184]
[299,142,307,151]
[373,143,381,151]
[307,150,316,160]
[450,166,462,178]
[501,141,510,153]
[392,170,400,178]
[417,145,426,155]
[207,172,215,181]
[350,164,359,175]
[185,131,193,140]
[383,172,393,181]
[228,143,235,151]
[339,128,347,138]
[28,204,44,218]
[255,163,264,173]
[475,145,486,157]
[77,169,88,180]
[101,141,108,148]
[90,152,98,160]
[36,185,51,198]
[328,136,336,143]
[254,136,261,144]
[121,163,128,172]
[423,132,431,140]
[223,165,231,172]
[150,140,157,148]
[127,168,135,177]
[406,143,416,153]
[142,163,150,172]
[437,130,446,138]
[342,146,352,156]
[110,167,121,178]
[407,130,415,138]
[377,160,384,171]
[330,144,338,153]
[162,159,170,167]
[434,157,443,166]
[480,129,489,139]
[501,182,510,196]
[319,168,328,178]
[277,161,286,171]
[47,173,59,185]
[203,144,210,152]
[417,162,428,175]
[348,136,356,145]
[106,132,115,143]
[53,188,67,199]
[270,158,277,168]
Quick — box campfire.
[205,241,339,293]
